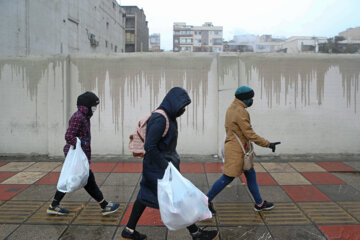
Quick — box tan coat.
[223,98,270,177]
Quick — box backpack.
[129,109,169,158]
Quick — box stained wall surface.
[0,53,359,157]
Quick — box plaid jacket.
[63,106,91,162]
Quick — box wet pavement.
[0,156,359,240]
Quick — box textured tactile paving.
[260,202,310,225]
[197,216,216,226]
[72,202,126,225]
[215,203,264,225]
[338,202,360,221]
[298,202,358,224]
[0,201,44,223]
[27,201,83,224]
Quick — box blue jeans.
[207,168,263,205]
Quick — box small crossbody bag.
[232,131,255,171]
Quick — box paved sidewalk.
[0,157,359,240]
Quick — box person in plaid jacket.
[47,91,120,216]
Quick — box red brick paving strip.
[35,172,60,185]
[318,225,360,240]
[0,162,9,167]
[180,163,204,173]
[121,203,164,226]
[113,163,143,173]
[282,185,331,201]
[90,162,117,172]
[0,185,29,200]
[301,172,345,185]
[316,162,356,172]
[0,172,17,183]
[205,163,224,173]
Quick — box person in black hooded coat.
[121,87,219,240]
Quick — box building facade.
[280,36,328,53]
[123,6,149,52]
[0,0,126,56]
[173,22,223,52]
[339,27,360,41]
[149,33,161,52]
[223,35,284,53]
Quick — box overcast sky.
[119,0,360,51]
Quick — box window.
[174,31,180,35]
[194,39,201,44]
[105,40,108,48]
[187,38,192,43]
[213,38,223,45]
[174,39,179,43]
[180,38,186,43]
[115,45,117,52]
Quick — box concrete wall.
[0,53,359,157]
[0,0,126,56]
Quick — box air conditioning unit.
[89,33,99,47]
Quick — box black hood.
[77,91,100,108]
[158,87,191,120]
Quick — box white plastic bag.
[158,162,212,230]
[57,137,90,193]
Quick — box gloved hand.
[269,142,281,152]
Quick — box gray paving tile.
[258,186,292,202]
[61,188,92,202]
[182,173,208,187]
[333,172,360,191]
[315,184,360,201]
[93,172,110,186]
[0,224,19,239]
[60,225,116,240]
[89,185,135,203]
[166,228,189,240]
[12,184,57,201]
[102,173,140,186]
[206,173,242,187]
[212,185,252,203]
[115,226,167,240]
[268,225,326,240]
[219,226,272,240]
[344,161,360,171]
[7,224,66,240]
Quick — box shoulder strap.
[153,109,170,137]
[232,131,246,154]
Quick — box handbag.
[232,131,255,171]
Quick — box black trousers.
[52,170,104,205]
[127,199,198,233]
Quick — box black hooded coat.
[137,87,191,209]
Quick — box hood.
[77,91,100,108]
[158,87,191,120]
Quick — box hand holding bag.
[57,137,90,193]
[158,162,212,230]
[232,131,255,171]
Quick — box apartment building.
[339,27,360,41]
[0,0,126,56]
[173,22,223,52]
[123,6,149,52]
[149,33,161,52]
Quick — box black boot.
[120,227,147,240]
[191,227,219,240]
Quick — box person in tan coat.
[207,86,280,213]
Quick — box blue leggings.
[207,168,263,205]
